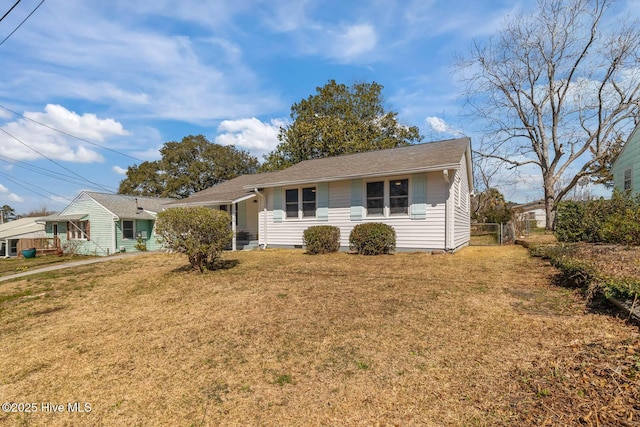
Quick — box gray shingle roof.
[243,138,471,188]
[86,192,175,219]
[165,138,471,207]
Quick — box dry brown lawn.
[0,246,638,426]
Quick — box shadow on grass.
[171,259,241,274]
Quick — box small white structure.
[512,201,546,229]
[0,217,46,257]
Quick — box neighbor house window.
[122,220,134,239]
[624,168,632,191]
[366,181,385,216]
[68,220,89,240]
[366,178,409,217]
[285,187,316,219]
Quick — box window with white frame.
[366,178,409,217]
[624,168,632,191]
[122,220,134,239]
[366,181,385,216]
[285,187,316,219]
[68,220,89,240]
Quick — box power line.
[0,1,22,24]
[0,0,45,47]
[0,153,118,191]
[0,170,71,202]
[0,127,115,192]
[0,104,143,162]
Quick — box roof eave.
[242,164,462,189]
[163,193,256,208]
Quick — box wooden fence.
[17,237,61,257]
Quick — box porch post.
[231,203,237,251]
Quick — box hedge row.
[555,190,640,245]
[529,243,640,301]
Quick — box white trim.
[283,186,317,220]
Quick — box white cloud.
[326,23,377,62]
[425,116,464,136]
[215,117,286,157]
[0,104,128,163]
[112,166,128,175]
[0,183,23,203]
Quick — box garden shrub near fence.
[303,226,341,254]
[349,223,396,255]
[555,191,640,245]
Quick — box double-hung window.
[624,168,632,191]
[122,220,134,239]
[69,220,89,240]
[285,187,316,219]
[389,179,409,215]
[366,181,384,216]
[366,178,409,217]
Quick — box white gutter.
[253,188,267,249]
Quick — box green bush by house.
[156,207,232,272]
[303,226,341,254]
[349,223,396,255]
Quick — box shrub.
[303,225,340,254]
[349,223,396,255]
[156,207,233,272]
[554,202,586,242]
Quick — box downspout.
[443,170,452,252]
[231,203,237,251]
[253,188,267,249]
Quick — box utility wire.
[0,127,115,192]
[0,0,45,47]
[0,153,118,191]
[0,0,22,23]
[0,170,71,201]
[0,104,143,162]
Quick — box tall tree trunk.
[543,180,556,231]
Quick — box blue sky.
[0,0,635,214]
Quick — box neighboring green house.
[612,123,640,194]
[41,192,174,256]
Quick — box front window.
[285,189,299,218]
[624,168,632,191]
[302,187,316,217]
[285,187,316,219]
[69,220,89,240]
[389,179,409,215]
[123,220,134,239]
[366,181,384,215]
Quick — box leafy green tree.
[0,204,16,223]
[471,188,513,224]
[261,80,422,171]
[119,135,258,198]
[155,207,233,272]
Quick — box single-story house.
[41,192,174,256]
[512,200,546,229]
[612,123,640,194]
[0,217,46,257]
[166,138,474,252]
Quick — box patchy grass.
[0,247,638,426]
[0,255,96,277]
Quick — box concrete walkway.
[0,252,150,283]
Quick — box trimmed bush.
[303,225,341,254]
[156,207,233,272]
[349,223,396,255]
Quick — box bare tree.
[458,0,640,229]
